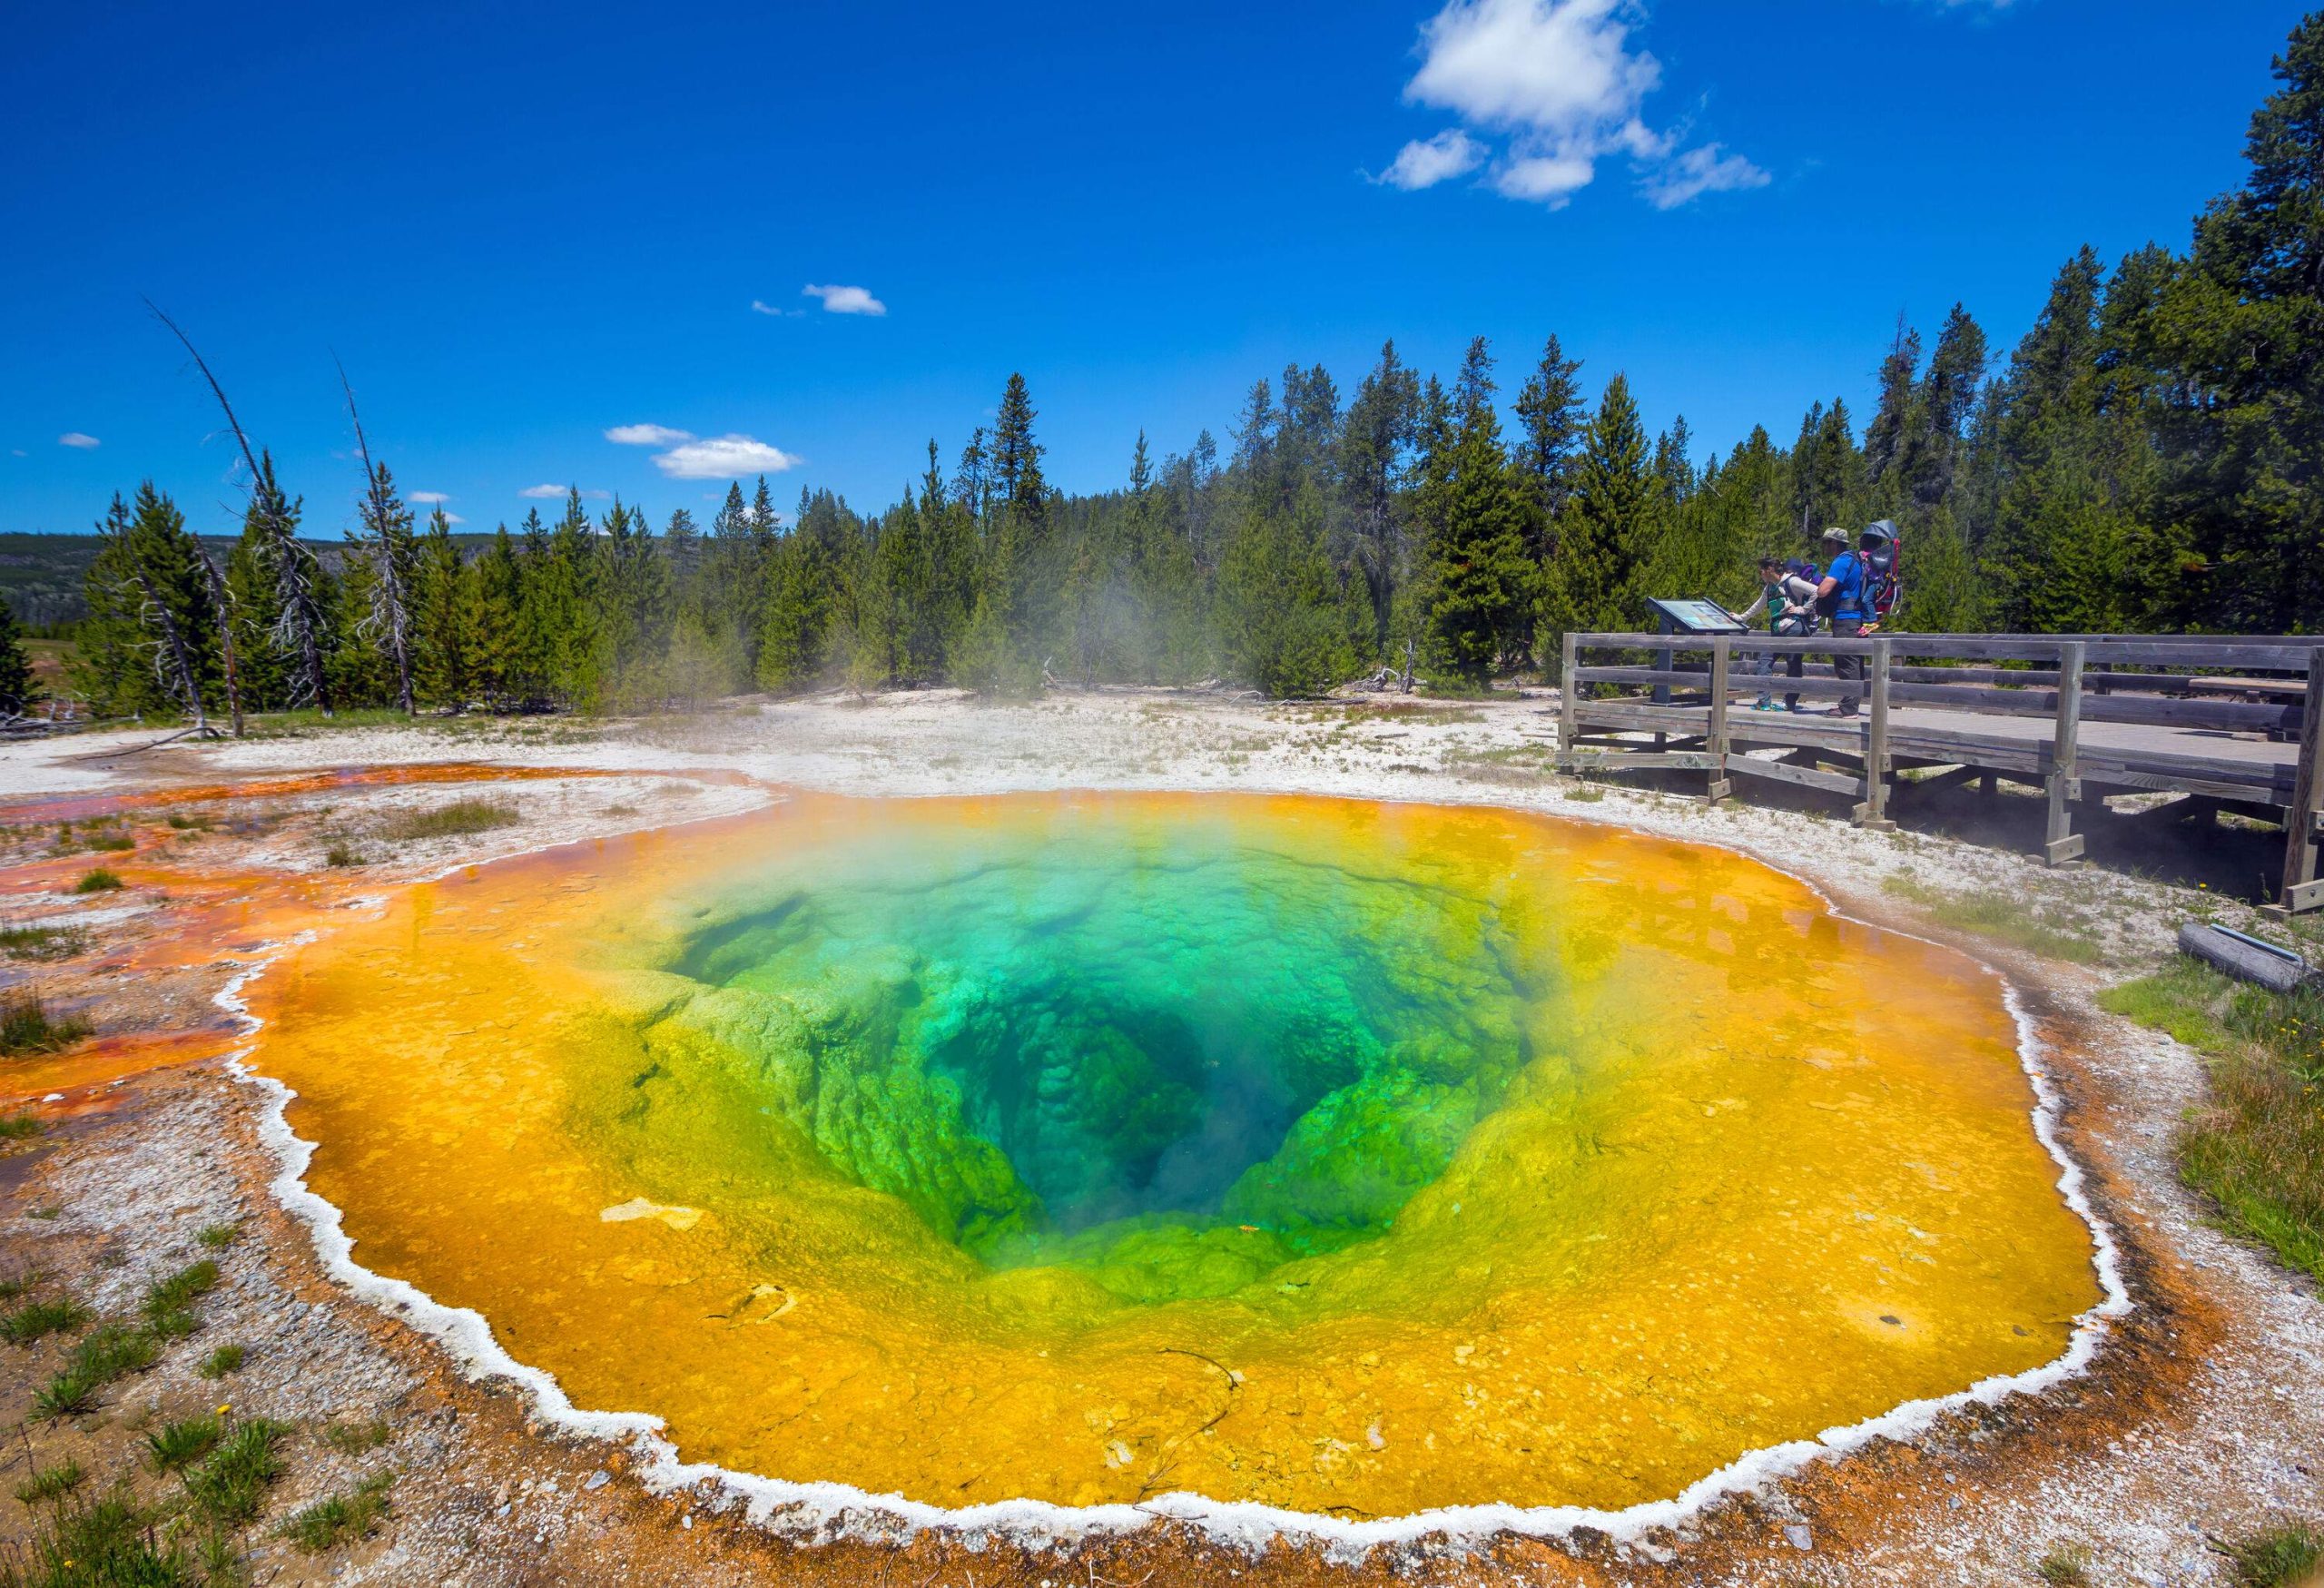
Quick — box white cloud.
[409,490,451,504]
[749,299,804,318]
[1374,128,1487,189]
[441,511,467,525]
[649,434,802,480]
[520,484,567,498]
[802,283,887,317]
[9,449,25,459]
[1640,141,1768,208]
[605,423,694,446]
[1386,0,1765,210]
[58,431,100,449]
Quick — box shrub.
[73,867,123,893]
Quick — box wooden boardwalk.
[1555,631,2324,913]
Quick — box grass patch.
[317,1417,390,1455]
[163,813,214,832]
[196,1222,241,1250]
[182,1418,290,1527]
[321,839,361,868]
[278,1471,394,1553]
[2224,1519,2323,1587]
[197,1343,246,1379]
[0,924,91,962]
[0,1268,38,1301]
[1879,874,2105,964]
[2102,959,2324,1284]
[375,798,520,842]
[143,1259,220,1317]
[72,867,123,893]
[1,1296,90,1346]
[80,833,134,853]
[145,1413,224,1473]
[1,991,93,1056]
[141,1259,219,1339]
[0,1113,44,1140]
[2035,1543,2094,1586]
[0,1489,193,1586]
[12,1456,84,1506]
[33,1324,160,1418]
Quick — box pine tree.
[1513,333,1587,542]
[2152,13,2324,630]
[1425,338,1535,683]
[415,506,469,708]
[0,597,33,718]
[1541,374,1660,653]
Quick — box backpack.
[1864,520,1902,621]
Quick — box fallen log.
[2176,922,2319,995]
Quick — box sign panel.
[1644,597,1749,634]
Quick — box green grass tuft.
[317,1417,390,1455]
[277,1471,394,1553]
[0,1113,44,1140]
[2225,1519,2323,1587]
[0,924,91,962]
[182,1419,291,1527]
[11,1457,84,1506]
[1,1295,90,1345]
[197,1343,246,1379]
[0,991,93,1056]
[195,1222,241,1251]
[72,867,123,893]
[376,797,521,842]
[2035,1543,2094,1586]
[32,1324,160,1418]
[143,1258,221,1323]
[145,1413,224,1473]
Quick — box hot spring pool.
[250,793,2103,1521]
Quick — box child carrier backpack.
[1864,520,1902,624]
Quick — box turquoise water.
[650,810,1565,1302]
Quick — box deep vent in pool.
[667,841,1542,1277]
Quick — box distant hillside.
[0,531,501,630]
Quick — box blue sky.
[1,1,2309,538]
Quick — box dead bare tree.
[129,559,211,736]
[147,301,333,717]
[337,358,417,715]
[192,543,244,737]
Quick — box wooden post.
[1706,636,1732,805]
[2045,641,2086,867]
[2276,651,2324,913]
[1857,636,1895,830]
[1558,631,1579,773]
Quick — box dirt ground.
[0,687,2318,1586]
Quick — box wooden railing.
[1556,630,2324,913]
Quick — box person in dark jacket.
[1815,527,1875,717]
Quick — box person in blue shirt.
[1814,527,1875,717]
